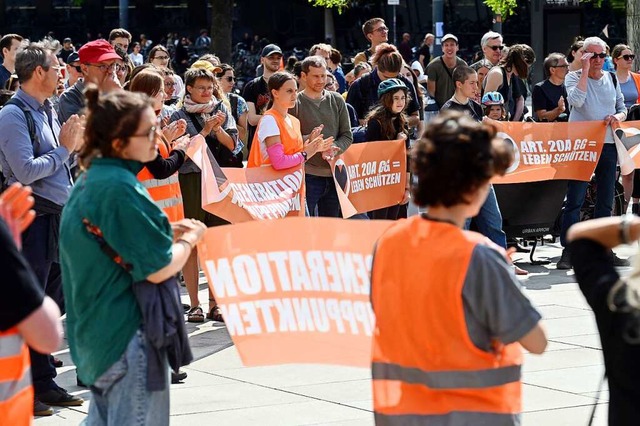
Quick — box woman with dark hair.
[247,71,331,169]
[59,87,205,425]
[149,45,184,101]
[483,44,535,121]
[216,63,249,143]
[130,42,143,67]
[567,38,585,72]
[371,110,546,425]
[169,67,240,323]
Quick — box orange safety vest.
[371,216,522,425]
[0,327,33,425]
[631,72,640,104]
[137,138,185,222]
[247,109,303,168]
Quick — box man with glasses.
[476,31,504,67]
[558,36,629,269]
[57,39,122,124]
[353,18,388,65]
[0,38,85,416]
[426,33,467,108]
[532,53,569,122]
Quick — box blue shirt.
[0,89,73,205]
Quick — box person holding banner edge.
[371,111,547,425]
[558,36,628,270]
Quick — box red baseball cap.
[78,39,121,63]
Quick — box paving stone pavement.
[35,237,638,426]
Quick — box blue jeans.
[305,174,341,217]
[560,144,618,246]
[85,330,169,426]
[464,184,507,249]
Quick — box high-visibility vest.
[247,109,303,168]
[0,327,33,425]
[137,138,185,222]
[371,216,523,425]
[631,72,640,104]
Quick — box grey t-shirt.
[462,244,541,352]
[426,56,467,108]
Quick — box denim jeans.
[464,184,507,249]
[560,144,618,246]
[305,174,341,217]
[84,330,169,426]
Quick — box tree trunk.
[210,0,233,64]
[629,0,640,72]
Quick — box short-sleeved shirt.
[532,80,568,121]
[242,76,270,146]
[570,238,640,425]
[426,56,467,108]
[440,97,483,122]
[417,45,431,70]
[620,78,639,109]
[60,157,173,385]
[0,217,44,331]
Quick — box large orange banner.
[614,120,640,167]
[492,121,606,184]
[188,137,304,222]
[197,217,394,367]
[329,140,406,218]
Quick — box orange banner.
[329,140,406,218]
[491,121,606,184]
[614,120,640,168]
[188,137,304,222]
[197,217,394,367]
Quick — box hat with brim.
[441,34,458,44]
[78,39,121,63]
[261,44,283,58]
[66,52,80,65]
[190,60,223,74]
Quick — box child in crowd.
[482,91,508,120]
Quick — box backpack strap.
[609,71,618,89]
[4,98,38,146]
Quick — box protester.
[113,44,133,86]
[483,44,535,121]
[217,63,249,143]
[440,65,483,121]
[347,43,420,126]
[353,18,388,65]
[416,33,434,71]
[398,33,413,64]
[247,71,332,170]
[482,91,507,120]
[371,110,547,425]
[161,67,178,106]
[58,37,75,64]
[0,38,85,415]
[108,27,131,52]
[243,43,283,149]
[63,52,82,89]
[532,53,569,122]
[289,56,352,217]
[558,36,628,270]
[426,33,467,109]
[328,48,347,93]
[567,38,585,72]
[474,31,504,67]
[130,42,144,66]
[363,78,410,220]
[612,44,640,109]
[60,87,203,425]
[0,34,24,88]
[57,39,123,123]
[0,183,63,421]
[170,67,240,323]
[195,29,211,56]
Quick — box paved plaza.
[35,236,635,426]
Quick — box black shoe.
[34,398,54,416]
[557,248,572,270]
[52,357,63,368]
[612,251,630,267]
[171,369,187,384]
[37,387,84,407]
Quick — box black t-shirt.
[0,218,44,331]
[417,45,431,70]
[531,80,568,121]
[570,239,640,425]
[440,98,483,122]
[242,76,270,148]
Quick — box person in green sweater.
[289,55,353,217]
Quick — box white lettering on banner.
[350,172,401,194]
[205,251,374,298]
[519,139,592,154]
[220,298,376,337]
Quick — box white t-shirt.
[130,52,143,67]
[257,114,293,162]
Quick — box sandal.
[206,299,225,322]
[187,306,205,323]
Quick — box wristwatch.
[301,151,308,161]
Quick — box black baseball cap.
[66,52,80,64]
[261,44,283,58]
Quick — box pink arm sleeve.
[266,143,304,170]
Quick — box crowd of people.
[0,16,639,426]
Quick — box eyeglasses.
[86,63,126,73]
[153,55,170,61]
[222,76,236,82]
[373,26,389,34]
[622,54,636,61]
[193,86,214,92]
[164,81,176,87]
[551,64,569,69]
[131,125,157,142]
[487,45,505,51]
[588,52,608,59]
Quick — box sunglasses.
[622,54,636,61]
[487,45,505,51]
[222,76,236,82]
[588,52,608,59]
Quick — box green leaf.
[482,0,518,17]
[308,0,350,13]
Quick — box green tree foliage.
[483,0,625,17]
[308,0,350,13]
